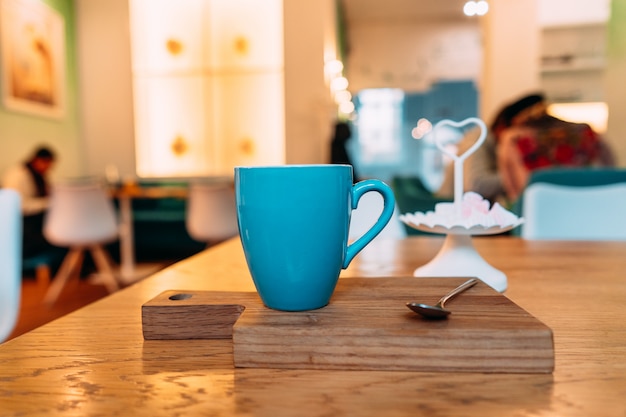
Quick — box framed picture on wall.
[0,0,66,119]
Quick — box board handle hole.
[169,293,193,301]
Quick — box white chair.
[0,189,21,343]
[521,182,626,240]
[43,180,121,305]
[185,182,239,247]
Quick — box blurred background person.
[437,92,615,207]
[497,93,615,202]
[329,120,360,181]
[2,146,57,257]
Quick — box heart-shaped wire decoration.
[432,117,487,205]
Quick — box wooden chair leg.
[89,245,120,293]
[35,265,51,289]
[43,248,84,306]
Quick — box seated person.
[438,92,615,207]
[497,94,615,201]
[2,146,57,257]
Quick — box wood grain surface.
[142,278,554,373]
[142,290,251,339]
[1,237,626,417]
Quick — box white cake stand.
[400,221,523,292]
[402,117,523,293]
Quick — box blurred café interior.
[2,0,626,334]
[4,0,624,185]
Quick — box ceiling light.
[464,1,489,16]
[475,1,489,15]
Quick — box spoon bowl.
[406,278,478,319]
[406,302,453,319]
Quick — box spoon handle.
[438,278,479,308]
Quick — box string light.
[334,90,352,104]
[330,76,349,92]
[339,101,355,115]
[324,59,344,76]
[324,59,354,116]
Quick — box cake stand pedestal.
[413,230,507,292]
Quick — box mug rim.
[235,164,352,170]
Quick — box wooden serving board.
[142,277,554,373]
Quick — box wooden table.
[111,183,188,281]
[1,236,625,416]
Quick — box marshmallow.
[400,192,522,229]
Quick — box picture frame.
[0,0,66,119]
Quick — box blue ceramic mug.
[235,164,395,311]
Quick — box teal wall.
[351,80,478,189]
[0,0,82,181]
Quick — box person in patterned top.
[497,93,614,202]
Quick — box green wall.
[608,0,626,56]
[0,0,82,181]
[605,0,626,165]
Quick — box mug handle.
[343,179,396,268]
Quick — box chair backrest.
[527,167,626,187]
[44,180,119,246]
[512,168,626,217]
[0,189,21,343]
[521,182,626,240]
[185,183,239,243]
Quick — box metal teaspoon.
[406,278,479,319]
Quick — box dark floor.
[6,261,172,342]
[6,278,110,341]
